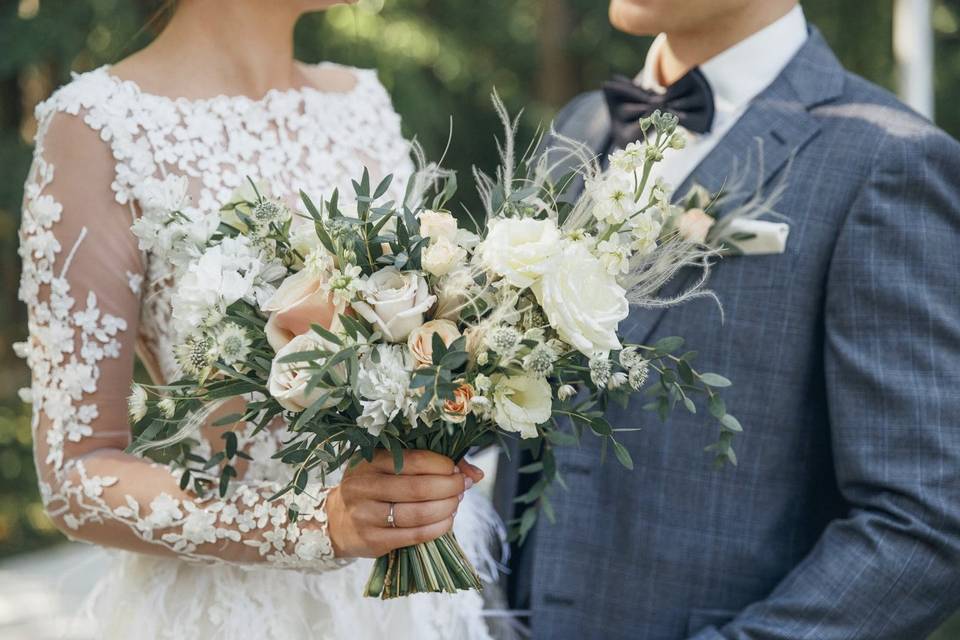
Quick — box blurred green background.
[1,0,959,635]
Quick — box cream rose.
[262,268,344,352]
[418,209,458,241]
[477,217,562,288]
[408,319,461,367]
[351,267,437,342]
[422,236,467,277]
[532,241,628,355]
[677,208,715,244]
[268,332,345,413]
[491,374,552,438]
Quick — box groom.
[496,1,960,638]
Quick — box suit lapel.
[625,29,846,345]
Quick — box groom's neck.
[657,1,798,85]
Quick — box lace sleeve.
[16,105,348,571]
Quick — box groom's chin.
[608,0,663,36]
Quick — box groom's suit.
[496,28,960,640]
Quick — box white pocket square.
[725,219,790,255]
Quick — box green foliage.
[2,0,960,629]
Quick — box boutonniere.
[662,184,790,256]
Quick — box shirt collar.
[639,5,808,116]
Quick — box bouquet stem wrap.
[364,531,482,598]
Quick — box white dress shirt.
[637,5,809,193]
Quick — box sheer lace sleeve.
[17,100,347,571]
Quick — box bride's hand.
[326,450,484,558]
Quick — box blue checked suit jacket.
[494,28,960,640]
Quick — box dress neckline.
[97,61,367,108]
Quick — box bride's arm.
[18,109,473,568]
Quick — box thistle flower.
[629,361,651,390]
[619,346,643,369]
[158,397,177,419]
[486,325,521,357]
[177,333,216,377]
[250,199,289,233]
[216,323,251,367]
[589,352,612,388]
[522,343,557,378]
[128,384,148,422]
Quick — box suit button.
[543,594,576,606]
[563,462,592,476]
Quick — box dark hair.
[116,0,175,59]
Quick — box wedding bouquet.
[127,102,743,599]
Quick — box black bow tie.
[602,68,715,150]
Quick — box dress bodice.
[16,62,413,566]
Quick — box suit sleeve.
[690,126,960,639]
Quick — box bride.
[16,1,497,638]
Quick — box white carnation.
[355,344,417,436]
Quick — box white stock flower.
[422,236,468,277]
[586,171,636,224]
[477,217,562,288]
[490,374,552,439]
[325,264,364,306]
[608,142,645,173]
[351,267,436,342]
[355,344,417,436]
[532,241,628,356]
[268,332,344,413]
[418,210,459,241]
[596,236,633,276]
[630,213,663,256]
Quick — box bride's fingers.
[373,516,456,553]
[362,495,460,528]
[456,459,484,486]
[353,449,456,477]
[342,472,465,503]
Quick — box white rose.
[532,241,628,355]
[491,374,552,439]
[477,217,562,288]
[268,332,345,413]
[422,236,467,277]
[418,209,459,241]
[351,267,437,342]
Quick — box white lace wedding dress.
[16,62,496,640]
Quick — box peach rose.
[442,382,475,424]
[407,319,461,367]
[263,268,344,352]
[677,208,716,244]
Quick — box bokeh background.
[1,0,959,637]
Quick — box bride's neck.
[135,1,303,98]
